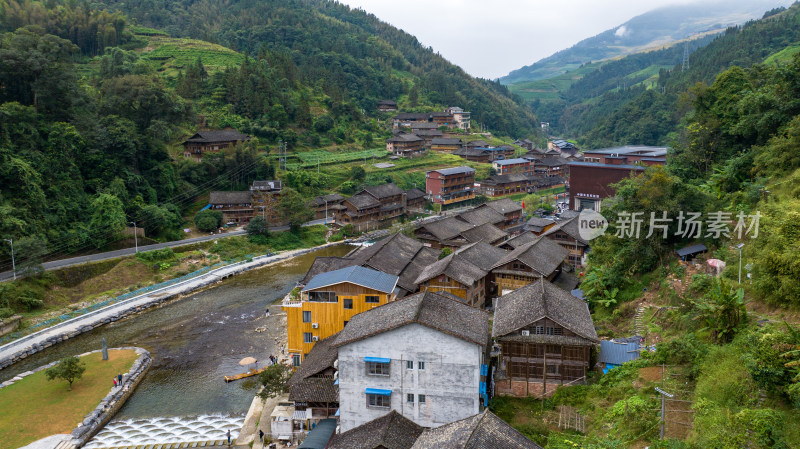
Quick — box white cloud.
[615,26,628,37]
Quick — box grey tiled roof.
[405,188,427,201]
[302,266,398,294]
[431,137,464,145]
[460,223,507,244]
[184,129,250,143]
[410,410,543,449]
[299,257,354,285]
[414,252,487,287]
[349,233,438,293]
[410,122,440,129]
[346,193,382,210]
[551,271,580,292]
[480,198,522,215]
[480,173,531,185]
[453,147,489,157]
[542,216,589,245]
[417,217,474,241]
[362,183,404,200]
[492,237,568,277]
[456,208,504,227]
[524,217,556,232]
[209,191,251,204]
[328,411,423,449]
[334,292,490,349]
[288,377,338,403]
[455,242,509,272]
[387,133,423,143]
[492,279,598,343]
[310,193,345,207]
[466,140,488,147]
[502,232,538,249]
[251,180,282,191]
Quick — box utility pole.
[3,238,15,280]
[325,199,328,225]
[655,386,673,440]
[736,243,745,284]
[129,223,138,253]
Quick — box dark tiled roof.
[405,188,427,201]
[492,236,568,277]
[288,377,338,403]
[453,147,489,157]
[455,242,509,272]
[429,166,475,176]
[209,191,251,204]
[417,217,474,241]
[434,290,469,303]
[378,100,397,106]
[346,193,382,210]
[184,129,250,144]
[328,411,423,449]
[414,252,487,287]
[460,223,507,244]
[536,157,568,167]
[524,216,556,232]
[481,198,522,215]
[676,243,707,257]
[456,207,504,227]
[502,232,538,249]
[303,266,399,294]
[542,216,589,245]
[362,183,404,200]
[387,133,423,143]
[466,140,488,147]
[431,137,464,145]
[410,122,440,129]
[310,193,345,207]
[493,279,598,342]
[551,271,580,291]
[415,130,444,137]
[410,410,543,449]
[349,233,438,293]
[480,173,531,185]
[334,292,490,349]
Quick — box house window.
[303,332,313,343]
[407,360,414,369]
[407,394,415,403]
[367,361,390,376]
[365,296,380,303]
[546,364,560,375]
[418,361,425,370]
[546,344,561,355]
[367,394,391,408]
[343,298,353,309]
[535,326,545,335]
[553,328,563,335]
[302,311,311,323]
[292,354,301,367]
[308,291,337,302]
[546,327,554,335]
[418,394,426,404]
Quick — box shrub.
[195,209,223,232]
[136,247,176,263]
[0,307,15,318]
[695,344,758,408]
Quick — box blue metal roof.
[568,161,647,170]
[298,419,337,448]
[598,339,641,366]
[365,388,392,396]
[676,243,707,257]
[302,266,398,294]
[493,158,529,165]
[430,166,475,176]
[364,357,391,363]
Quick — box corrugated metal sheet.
[302,266,398,294]
[598,339,640,366]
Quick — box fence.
[0,252,271,345]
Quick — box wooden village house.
[182,129,250,161]
[493,280,599,398]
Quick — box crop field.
[139,36,245,75]
[283,148,392,169]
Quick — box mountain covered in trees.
[501,0,791,85]
[0,0,539,273]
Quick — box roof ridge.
[540,277,548,317]
[465,409,489,445]
[379,411,395,445]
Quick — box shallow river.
[0,245,352,419]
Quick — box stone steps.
[633,305,647,336]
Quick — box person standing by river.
[227,429,231,446]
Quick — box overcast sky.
[336,0,786,79]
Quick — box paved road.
[0,219,330,282]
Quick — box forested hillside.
[0,0,540,276]
[564,4,800,147]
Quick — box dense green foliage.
[45,356,86,390]
[91,0,540,137]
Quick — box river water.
[0,245,352,419]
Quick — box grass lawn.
[0,349,139,448]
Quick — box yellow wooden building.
[283,266,399,366]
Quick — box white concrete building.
[333,291,490,431]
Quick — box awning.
[291,410,307,421]
[335,408,340,417]
[334,378,339,385]
[364,357,390,363]
[365,388,392,396]
[278,435,292,441]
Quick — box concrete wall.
[338,323,481,431]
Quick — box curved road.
[0,219,329,282]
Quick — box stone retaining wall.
[0,315,22,337]
[0,243,343,372]
[0,347,151,449]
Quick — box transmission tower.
[682,41,690,72]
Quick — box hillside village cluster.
[172,103,672,447]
